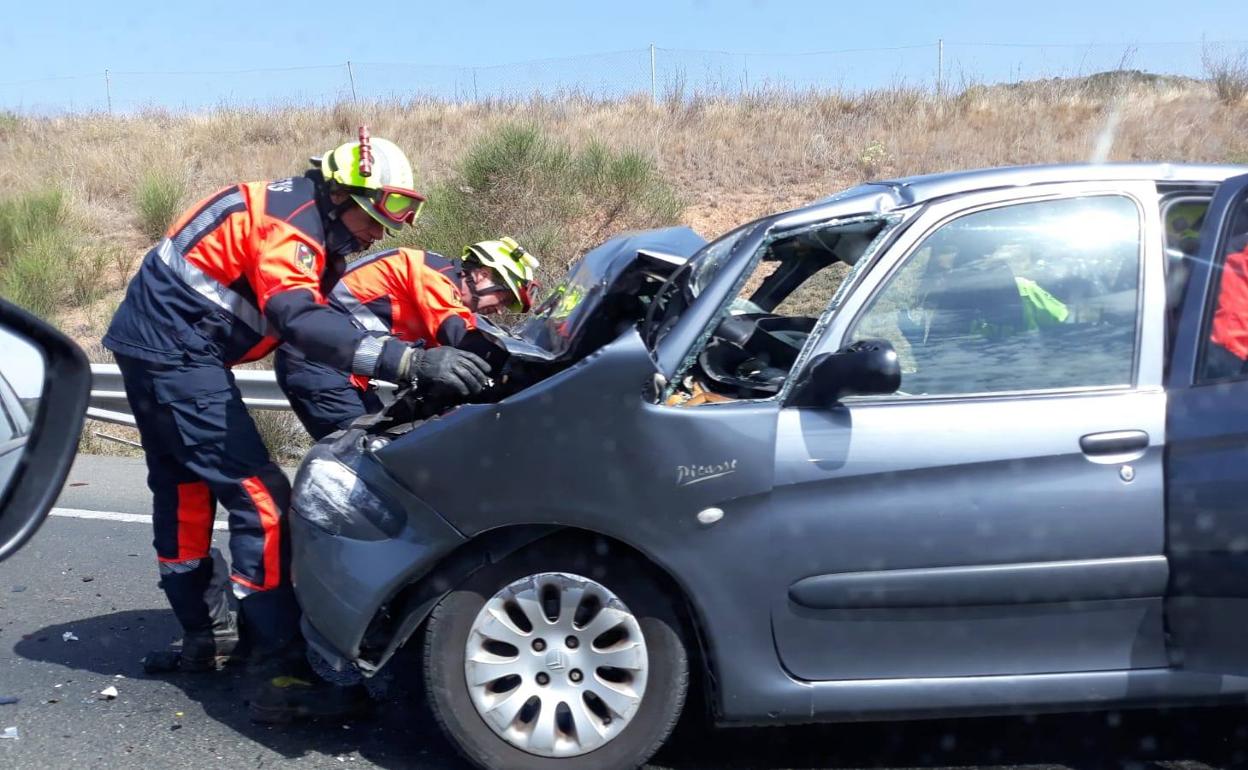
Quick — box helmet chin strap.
[308,168,365,259]
[323,198,363,259]
[461,269,484,312]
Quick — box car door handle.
[1079,430,1149,462]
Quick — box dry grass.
[2,74,1247,454]
[1203,47,1248,105]
[2,76,1243,342]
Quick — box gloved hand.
[401,345,492,397]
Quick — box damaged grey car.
[289,162,1248,769]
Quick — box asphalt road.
[2,454,1248,769]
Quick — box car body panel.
[290,440,468,660]
[288,162,1248,727]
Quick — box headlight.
[292,455,397,540]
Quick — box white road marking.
[50,507,229,530]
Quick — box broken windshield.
[688,222,760,298]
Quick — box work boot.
[246,653,372,724]
[142,611,242,674]
[147,549,242,674]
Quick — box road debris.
[81,576,94,583]
[99,686,118,700]
[11,585,25,593]
[1,726,17,740]
[0,697,17,706]
[62,631,79,642]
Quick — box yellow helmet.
[320,126,424,233]
[463,237,541,312]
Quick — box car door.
[768,182,1171,681]
[1164,172,1248,672]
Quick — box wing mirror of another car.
[791,338,901,407]
[0,299,90,562]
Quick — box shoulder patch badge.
[295,242,316,275]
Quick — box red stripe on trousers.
[240,476,282,590]
[158,481,213,563]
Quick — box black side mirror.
[792,338,901,406]
[0,300,90,562]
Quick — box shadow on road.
[15,609,1248,769]
[13,609,456,768]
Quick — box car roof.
[793,162,1248,222]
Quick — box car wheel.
[423,549,688,770]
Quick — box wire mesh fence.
[3,40,1247,114]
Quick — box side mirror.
[792,338,901,406]
[0,300,90,562]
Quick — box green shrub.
[0,187,111,319]
[0,189,77,318]
[136,168,187,240]
[400,123,683,290]
[0,188,65,256]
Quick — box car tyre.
[423,545,689,770]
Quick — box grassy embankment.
[1,69,1247,458]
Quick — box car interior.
[665,218,888,405]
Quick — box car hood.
[481,226,706,363]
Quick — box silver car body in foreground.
[290,162,1248,739]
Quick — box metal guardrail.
[90,364,295,427]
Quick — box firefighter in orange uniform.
[102,128,492,722]
[1208,233,1248,378]
[275,237,539,440]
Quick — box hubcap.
[464,572,649,758]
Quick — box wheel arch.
[359,524,720,717]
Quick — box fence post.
[650,43,657,105]
[104,69,112,114]
[936,39,944,97]
[346,60,358,103]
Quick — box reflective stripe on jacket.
[332,248,476,345]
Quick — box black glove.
[402,346,492,397]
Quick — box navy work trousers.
[114,354,300,654]
[275,346,383,441]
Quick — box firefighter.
[102,128,492,722]
[274,237,539,440]
[1208,231,1248,378]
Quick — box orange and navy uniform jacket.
[327,248,477,388]
[103,176,368,372]
[1211,235,1248,362]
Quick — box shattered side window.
[665,215,899,406]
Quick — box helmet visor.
[477,277,537,313]
[374,187,426,226]
[348,185,426,232]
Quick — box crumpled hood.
[483,226,706,362]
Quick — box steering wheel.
[697,313,816,396]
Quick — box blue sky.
[2,0,1245,112]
